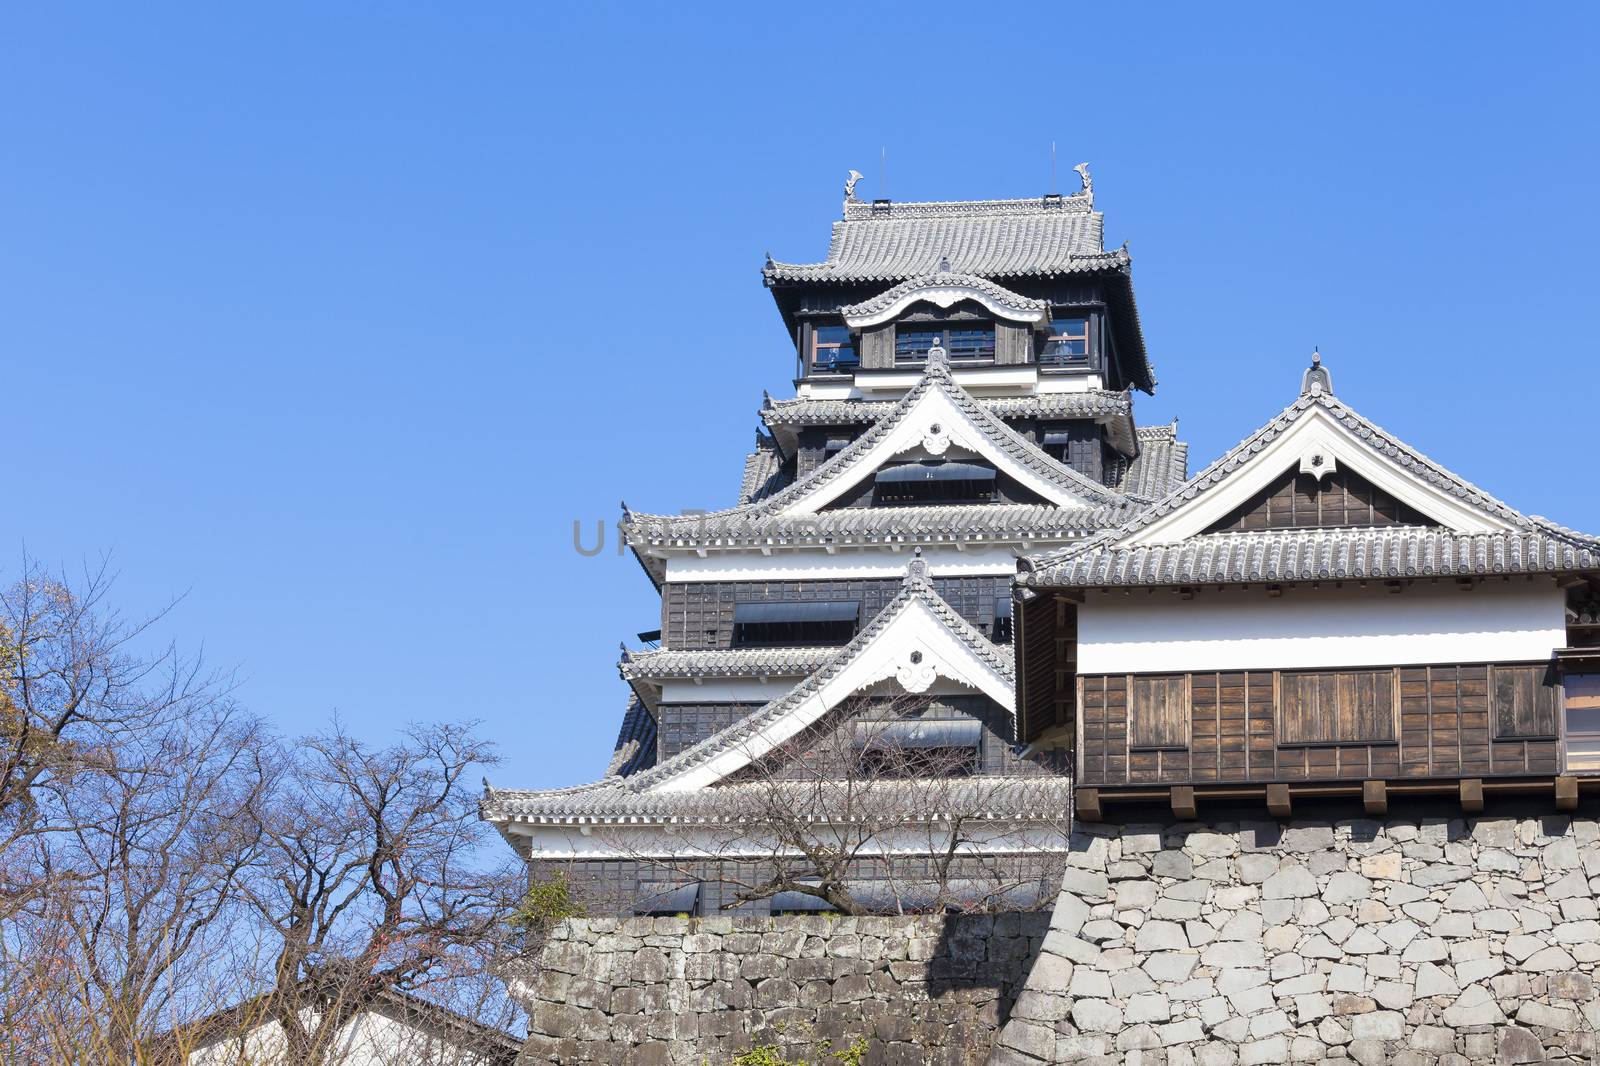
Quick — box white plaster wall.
[188,1007,503,1066]
[663,545,1025,583]
[1078,579,1566,674]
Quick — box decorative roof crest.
[1073,162,1093,206]
[926,336,949,368]
[1301,348,1333,397]
[905,547,927,585]
[844,169,864,202]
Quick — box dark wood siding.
[1493,663,1559,739]
[1278,669,1397,745]
[859,323,894,369]
[1129,675,1190,750]
[1078,661,1560,787]
[1205,467,1437,534]
[1017,595,1075,745]
[995,322,1032,365]
[664,575,1012,650]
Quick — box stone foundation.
[993,814,1600,1065]
[512,912,1045,1065]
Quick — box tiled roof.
[764,193,1114,284]
[620,646,838,682]
[1023,389,1600,587]
[738,433,787,505]
[631,501,1120,547]
[760,390,1133,429]
[1107,422,1189,499]
[1027,527,1600,587]
[484,565,1018,819]
[839,271,1048,321]
[483,772,1072,823]
[604,698,657,779]
[628,353,1139,552]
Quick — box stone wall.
[512,912,1046,1065]
[993,814,1600,1065]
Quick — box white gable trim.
[842,283,1049,330]
[1126,405,1514,545]
[776,385,1084,515]
[647,597,1014,793]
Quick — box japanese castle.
[483,171,1600,916]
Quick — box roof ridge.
[1022,387,1579,580]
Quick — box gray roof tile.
[1024,390,1600,587]
[1107,422,1190,499]
[620,646,838,682]
[738,433,787,505]
[629,354,1140,551]
[764,193,1112,283]
[485,565,1017,819]
[483,773,1072,823]
[1030,527,1600,587]
[604,698,657,779]
[839,271,1048,320]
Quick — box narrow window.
[811,325,858,373]
[895,325,996,364]
[874,461,997,505]
[1042,317,1089,366]
[1278,669,1397,745]
[731,600,860,647]
[992,596,1013,644]
[1564,672,1600,772]
[634,882,700,917]
[770,886,835,915]
[1129,675,1190,750]
[852,718,982,777]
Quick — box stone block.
[1442,984,1506,1026]
[1134,919,1189,951]
[1071,997,1124,1032]
[1350,1009,1404,1041]
[1237,1035,1288,1066]
[1263,862,1316,899]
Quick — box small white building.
[178,987,520,1066]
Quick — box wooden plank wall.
[1078,663,1559,787]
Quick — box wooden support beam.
[1266,783,1292,818]
[1362,780,1388,816]
[1459,778,1484,814]
[1171,786,1197,821]
[1555,776,1580,812]
[1075,787,1102,823]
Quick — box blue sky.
[2,5,1596,789]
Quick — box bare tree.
[240,721,522,1066]
[31,705,270,1062]
[0,558,233,921]
[608,693,1073,916]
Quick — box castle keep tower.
[484,171,1187,915]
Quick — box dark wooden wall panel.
[1077,661,1560,788]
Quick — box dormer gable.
[772,347,1126,516]
[1021,354,1600,591]
[1122,356,1522,548]
[634,558,1016,793]
[839,270,1050,330]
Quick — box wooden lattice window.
[1129,674,1190,750]
[1042,316,1089,366]
[1205,467,1437,533]
[1278,669,1397,745]
[811,325,857,373]
[1564,673,1600,773]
